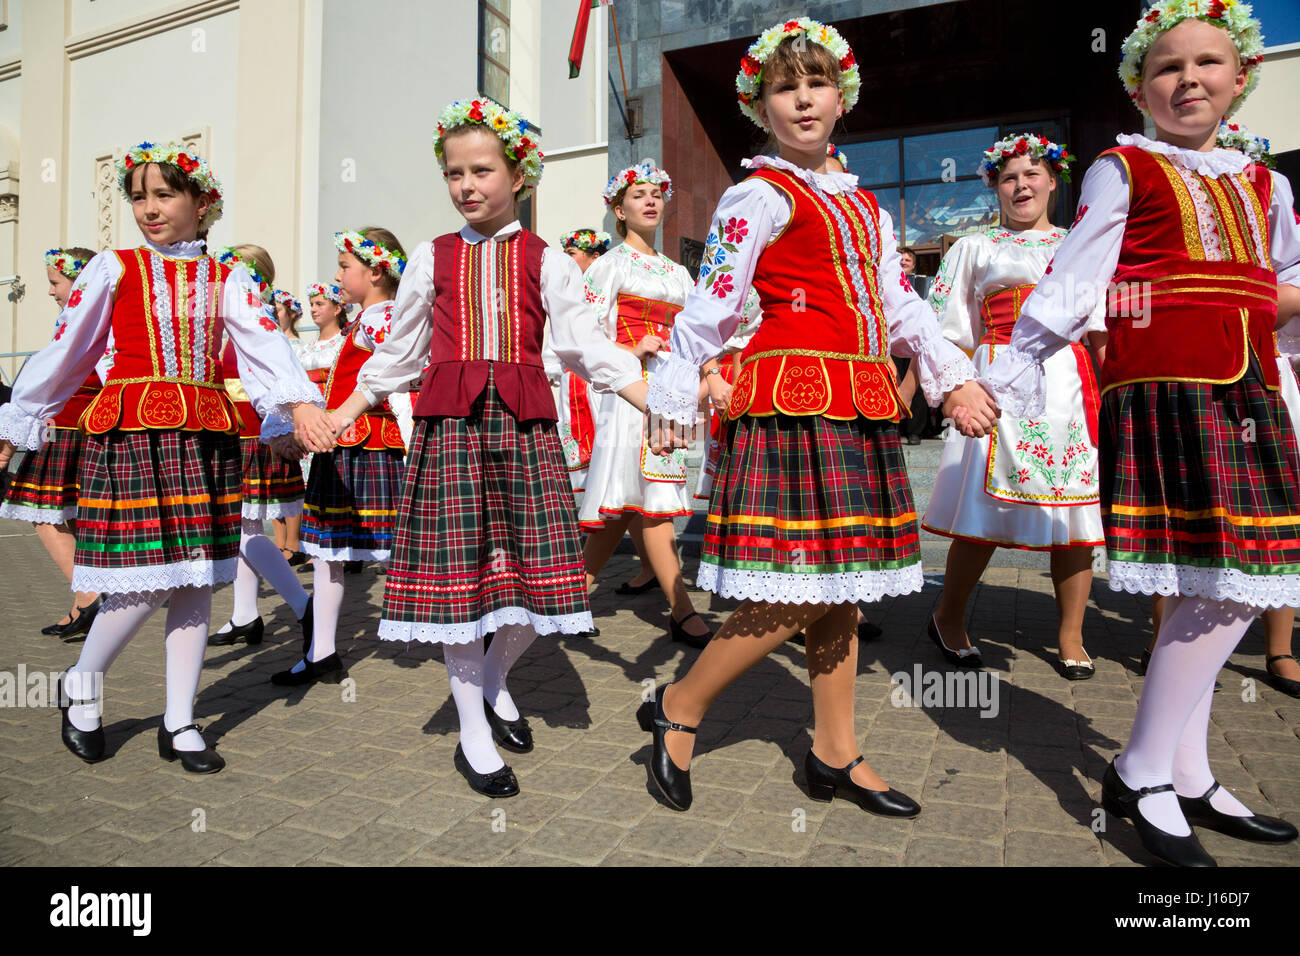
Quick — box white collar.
[357,300,392,320]
[144,238,206,259]
[1116,133,1251,177]
[459,220,522,245]
[742,154,859,195]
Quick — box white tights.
[215,517,309,632]
[442,624,539,774]
[289,558,343,673]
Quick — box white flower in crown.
[602,161,673,207]
[1216,120,1274,166]
[433,97,544,200]
[735,17,859,129]
[116,140,225,230]
[1119,0,1264,118]
[272,289,302,313]
[216,247,272,303]
[44,249,89,281]
[560,230,612,253]
[332,230,406,278]
[979,133,1075,186]
[306,282,344,305]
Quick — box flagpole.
[608,1,634,138]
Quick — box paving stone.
[904,834,1003,866]
[617,816,725,863]
[280,794,388,839]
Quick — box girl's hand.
[942,382,999,438]
[269,434,305,462]
[0,439,14,471]
[292,403,337,453]
[706,372,733,414]
[634,335,664,360]
[647,412,692,455]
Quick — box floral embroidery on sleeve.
[702,218,748,296]
[899,270,913,293]
[258,305,278,332]
[1071,204,1089,229]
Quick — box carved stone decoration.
[94,152,120,251]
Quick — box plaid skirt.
[240,436,305,520]
[72,430,242,594]
[1101,368,1300,608]
[0,428,83,525]
[701,413,924,604]
[379,380,593,644]
[301,445,402,562]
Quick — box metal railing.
[0,351,37,387]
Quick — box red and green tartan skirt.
[378,379,593,644]
[699,413,924,604]
[0,428,83,525]
[239,436,305,520]
[301,444,402,563]
[71,429,242,594]
[1100,368,1300,608]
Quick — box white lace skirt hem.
[696,562,924,604]
[71,558,237,594]
[0,503,75,525]
[1106,560,1300,609]
[377,607,594,645]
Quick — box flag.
[568,0,610,78]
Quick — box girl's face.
[997,155,1055,228]
[128,163,208,246]
[564,247,600,272]
[757,70,843,159]
[442,127,523,231]
[333,250,377,304]
[1138,19,1247,145]
[47,267,73,309]
[309,295,342,329]
[274,301,290,329]
[614,184,662,234]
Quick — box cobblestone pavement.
[1,524,1297,867]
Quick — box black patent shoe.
[484,698,533,754]
[635,684,696,811]
[614,577,661,596]
[299,595,314,658]
[42,614,74,636]
[1100,761,1215,867]
[1265,655,1300,699]
[207,615,264,647]
[58,596,103,641]
[453,744,519,798]
[58,676,105,763]
[270,652,344,686]
[670,611,711,650]
[157,722,225,774]
[1057,651,1095,681]
[928,616,982,667]
[1178,782,1298,843]
[805,750,921,817]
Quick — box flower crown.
[116,141,224,230]
[736,17,860,129]
[216,247,272,302]
[434,97,544,200]
[560,230,612,254]
[272,289,302,313]
[602,161,673,207]
[44,249,89,281]
[1216,120,1274,167]
[1119,0,1264,118]
[979,134,1074,186]
[827,143,849,171]
[306,282,344,305]
[333,230,406,278]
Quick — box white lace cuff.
[0,404,51,451]
[261,380,326,422]
[646,354,700,425]
[978,344,1046,419]
[915,339,978,407]
[259,415,295,441]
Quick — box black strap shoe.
[453,744,519,798]
[483,698,533,753]
[614,578,661,596]
[1057,652,1096,681]
[1100,760,1216,867]
[271,652,344,687]
[669,611,711,649]
[157,722,225,774]
[805,750,920,817]
[207,616,264,647]
[58,596,103,641]
[299,595,314,658]
[1265,654,1300,699]
[1178,782,1298,843]
[58,676,105,763]
[636,683,696,811]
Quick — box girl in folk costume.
[0,142,332,771]
[974,2,1300,865]
[206,245,314,649]
[271,227,409,685]
[269,288,308,563]
[0,247,108,639]
[330,97,647,797]
[579,163,713,647]
[274,289,306,361]
[642,19,997,814]
[922,134,1108,681]
[551,228,610,492]
[301,282,347,393]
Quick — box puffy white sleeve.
[0,252,121,450]
[222,265,324,424]
[1270,170,1300,287]
[877,208,978,406]
[581,250,625,344]
[979,156,1128,417]
[647,178,787,424]
[543,249,642,393]
[356,240,435,407]
[722,288,763,353]
[926,234,982,353]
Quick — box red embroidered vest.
[615,295,680,349]
[411,230,555,421]
[54,372,103,429]
[322,321,405,451]
[220,339,259,437]
[727,166,902,420]
[81,248,237,434]
[1099,146,1278,394]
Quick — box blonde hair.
[354,226,405,294]
[231,243,275,287]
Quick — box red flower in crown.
[1145,9,1159,21]
[175,153,199,173]
[67,289,84,309]
[259,315,277,332]
[741,54,760,77]
[783,19,800,31]
[840,52,855,70]
[468,101,485,122]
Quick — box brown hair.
[441,125,525,202]
[355,226,406,294]
[59,247,97,266]
[124,162,213,240]
[994,157,1060,218]
[231,243,276,288]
